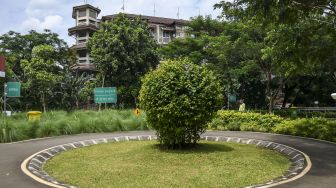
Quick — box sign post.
[0,56,5,78]
[3,83,6,112]
[1,56,5,112]
[3,82,21,113]
[227,94,237,110]
[94,87,117,104]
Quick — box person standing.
[239,99,246,112]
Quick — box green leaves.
[21,45,61,111]
[140,59,223,148]
[88,13,159,107]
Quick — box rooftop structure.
[68,4,189,71]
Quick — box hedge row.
[209,110,336,142]
[255,109,336,119]
[0,110,148,143]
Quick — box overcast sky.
[0,0,222,46]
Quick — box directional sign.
[94,87,117,103]
[0,56,5,78]
[6,82,21,97]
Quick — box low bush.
[273,118,336,142]
[209,111,283,132]
[210,110,336,142]
[256,109,336,119]
[0,110,148,143]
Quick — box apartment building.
[68,4,189,71]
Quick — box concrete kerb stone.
[22,135,311,188]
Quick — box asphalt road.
[0,131,335,188]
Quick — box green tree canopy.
[0,30,76,111]
[21,45,62,112]
[88,13,160,107]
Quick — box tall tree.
[214,1,336,112]
[0,30,69,77]
[0,30,73,111]
[21,45,62,112]
[214,0,336,24]
[161,18,268,109]
[88,13,159,107]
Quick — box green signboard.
[94,87,117,103]
[228,94,237,103]
[6,82,21,97]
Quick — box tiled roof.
[102,13,189,25]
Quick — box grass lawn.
[44,141,290,188]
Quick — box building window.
[78,50,87,58]
[163,31,170,38]
[89,20,96,26]
[79,60,87,64]
[78,10,86,17]
[78,19,87,25]
[78,39,87,43]
[78,31,87,38]
[149,28,155,36]
[89,10,96,18]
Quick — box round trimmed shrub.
[139,59,223,148]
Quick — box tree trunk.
[76,99,79,109]
[42,93,46,113]
[282,84,289,108]
[99,75,105,111]
[87,96,90,110]
[269,96,275,114]
[266,72,273,114]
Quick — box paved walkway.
[0,131,335,188]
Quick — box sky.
[0,0,223,46]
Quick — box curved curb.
[21,135,311,188]
[216,131,336,146]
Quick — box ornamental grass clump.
[140,59,223,148]
[0,110,148,143]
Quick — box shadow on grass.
[151,142,234,154]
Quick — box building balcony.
[71,43,87,50]
[77,18,98,27]
[70,57,96,71]
[76,36,89,45]
[70,63,96,71]
[68,25,99,36]
[77,57,93,64]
